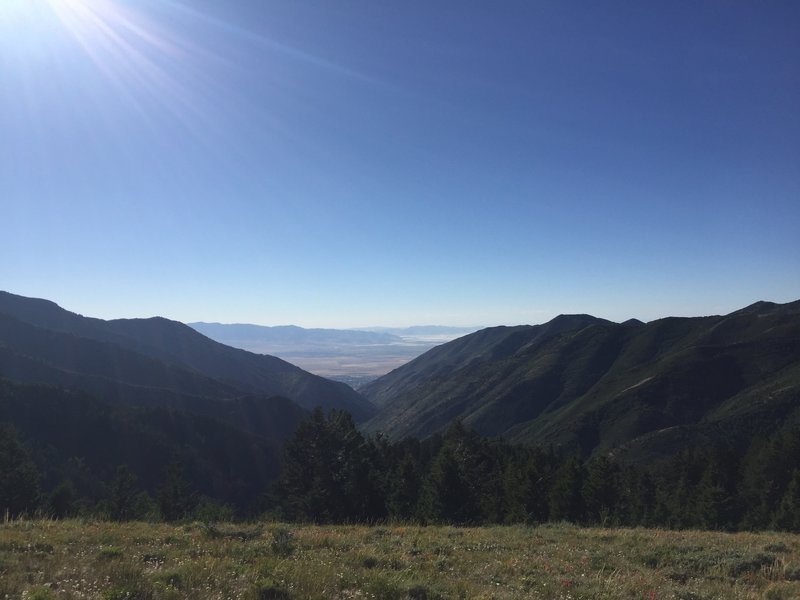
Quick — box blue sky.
[1,0,798,327]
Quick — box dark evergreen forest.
[3,407,799,531]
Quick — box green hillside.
[362,300,800,457]
[0,379,297,509]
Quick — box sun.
[0,0,187,98]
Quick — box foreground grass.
[1,521,800,599]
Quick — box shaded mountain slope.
[0,291,374,420]
[0,311,307,442]
[363,300,800,457]
[0,378,286,509]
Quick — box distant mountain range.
[0,291,374,421]
[362,300,800,461]
[356,326,483,339]
[189,322,403,347]
[189,322,481,379]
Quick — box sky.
[1,0,798,328]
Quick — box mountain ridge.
[0,290,374,420]
[362,299,800,458]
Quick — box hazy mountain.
[190,322,402,346]
[189,321,477,380]
[358,325,482,339]
[362,300,800,459]
[0,291,375,421]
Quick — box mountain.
[358,325,482,339]
[0,378,288,508]
[189,322,402,347]
[362,300,800,459]
[0,291,375,421]
[188,322,478,381]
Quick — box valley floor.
[1,520,799,599]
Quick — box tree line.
[268,409,800,531]
[2,410,800,531]
[0,423,228,522]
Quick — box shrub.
[251,578,291,600]
[361,555,379,569]
[157,571,184,589]
[365,575,404,600]
[27,587,54,600]
[270,527,294,557]
[98,546,124,560]
[764,583,800,600]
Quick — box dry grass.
[2,520,799,599]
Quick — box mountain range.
[189,322,403,348]
[188,321,481,380]
[1,290,799,507]
[362,300,800,460]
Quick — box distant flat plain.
[189,323,479,385]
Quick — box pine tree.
[386,451,421,520]
[523,448,555,523]
[500,458,529,523]
[48,480,77,519]
[273,408,385,523]
[774,469,800,532]
[692,461,729,530]
[548,455,584,523]
[582,456,618,524]
[157,459,197,521]
[109,465,142,521]
[420,446,477,524]
[0,424,40,517]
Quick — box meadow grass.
[1,520,799,599]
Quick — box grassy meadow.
[1,520,800,600]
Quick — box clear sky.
[1,0,798,328]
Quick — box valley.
[188,322,480,381]
[1,290,799,534]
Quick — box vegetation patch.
[2,520,800,599]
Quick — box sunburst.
[1,0,219,144]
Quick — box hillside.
[0,378,298,508]
[362,300,800,458]
[0,291,374,421]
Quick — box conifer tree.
[523,448,555,523]
[273,408,384,522]
[774,469,800,532]
[158,459,197,521]
[0,424,40,517]
[109,465,142,521]
[419,446,477,523]
[548,455,584,523]
[48,479,77,519]
[692,459,732,530]
[386,451,421,520]
[582,456,618,524]
[500,458,529,523]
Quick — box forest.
[3,407,800,532]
